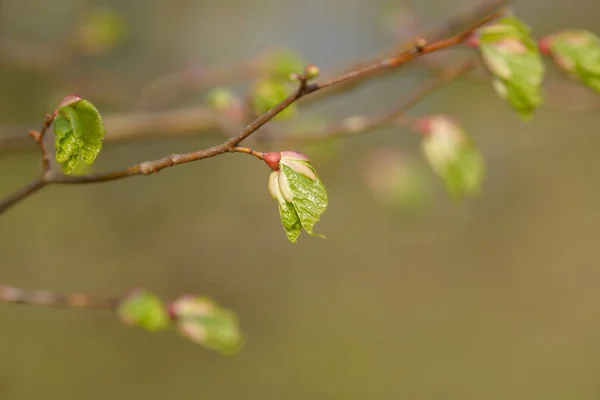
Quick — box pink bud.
[538,36,553,55]
[280,151,310,161]
[59,94,82,108]
[414,117,433,135]
[464,33,480,48]
[263,152,282,170]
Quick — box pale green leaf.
[281,162,328,238]
[118,290,170,332]
[421,116,486,199]
[251,79,296,120]
[171,296,243,355]
[478,17,544,120]
[261,49,305,80]
[550,30,600,93]
[54,99,105,174]
[279,202,302,243]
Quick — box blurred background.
[2,0,600,398]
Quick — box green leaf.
[74,7,127,55]
[278,201,302,243]
[421,116,485,198]
[171,296,243,355]
[118,289,170,332]
[268,152,328,242]
[281,163,327,237]
[251,79,296,120]
[548,30,600,93]
[261,49,305,80]
[477,17,544,120]
[206,87,237,111]
[54,98,105,174]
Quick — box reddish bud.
[263,151,282,170]
[464,33,480,48]
[538,36,553,55]
[414,117,433,135]
[59,94,82,108]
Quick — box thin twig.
[283,58,479,143]
[29,113,56,173]
[0,178,45,213]
[0,284,121,309]
[233,146,265,160]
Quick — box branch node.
[140,162,155,175]
[413,38,428,53]
[29,130,41,141]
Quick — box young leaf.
[540,30,600,93]
[73,7,127,55]
[170,296,243,355]
[53,97,105,175]
[118,289,170,332]
[251,79,296,120]
[419,116,485,198]
[266,152,328,243]
[206,87,237,111]
[260,48,305,80]
[475,17,544,120]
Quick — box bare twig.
[0,284,121,309]
[282,58,479,143]
[28,113,56,173]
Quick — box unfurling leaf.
[419,116,485,198]
[540,30,600,93]
[266,151,328,243]
[118,289,170,332]
[170,296,242,355]
[73,7,127,55]
[206,87,237,111]
[53,96,105,175]
[251,79,296,120]
[475,16,544,120]
[260,49,305,80]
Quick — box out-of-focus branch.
[0,284,121,310]
[281,58,478,144]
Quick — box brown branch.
[280,58,478,144]
[28,113,56,173]
[0,4,503,217]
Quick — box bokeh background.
[2,0,600,398]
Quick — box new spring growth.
[468,17,544,120]
[539,30,600,93]
[53,95,106,174]
[417,115,485,199]
[117,289,170,331]
[263,151,328,243]
[169,296,242,355]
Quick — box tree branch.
[0,9,502,217]
[0,284,120,310]
[282,58,479,144]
